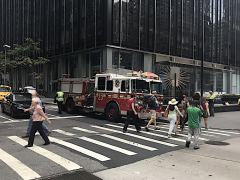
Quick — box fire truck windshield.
[150,81,162,94]
[131,80,150,93]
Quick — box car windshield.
[0,87,10,92]
[131,80,150,93]
[14,94,32,102]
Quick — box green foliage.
[0,38,49,72]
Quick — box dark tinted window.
[14,94,32,102]
[97,77,106,90]
[107,80,113,91]
[0,87,10,92]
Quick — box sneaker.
[185,141,191,148]
[136,130,141,133]
[123,129,127,133]
[194,146,200,150]
[155,127,160,130]
[167,134,171,138]
[145,127,150,132]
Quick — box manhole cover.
[205,141,230,146]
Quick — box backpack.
[168,104,175,111]
[148,95,159,110]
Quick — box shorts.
[150,110,156,119]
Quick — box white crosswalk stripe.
[49,136,110,162]
[159,123,234,137]
[100,134,158,151]
[79,136,137,155]
[8,136,82,171]
[91,125,178,147]
[202,128,240,135]
[106,124,186,143]
[72,127,98,134]
[153,125,209,141]
[0,147,41,180]
[52,129,76,136]
[54,128,157,151]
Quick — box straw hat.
[168,98,178,105]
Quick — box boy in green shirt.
[186,100,202,150]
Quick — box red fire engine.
[59,70,162,122]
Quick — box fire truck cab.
[60,70,162,122]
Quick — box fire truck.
[59,70,163,122]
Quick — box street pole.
[3,45,11,85]
[174,73,177,98]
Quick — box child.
[185,100,202,150]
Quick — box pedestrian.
[185,100,203,150]
[22,91,50,138]
[180,95,189,131]
[25,98,50,147]
[201,97,210,130]
[165,98,183,138]
[145,91,160,131]
[123,95,141,133]
[208,91,215,117]
[54,90,64,114]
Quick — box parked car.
[22,86,36,94]
[0,85,11,103]
[1,92,32,118]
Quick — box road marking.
[0,115,15,121]
[100,134,157,151]
[202,128,240,135]
[0,147,41,180]
[46,113,60,117]
[79,136,137,156]
[0,119,29,124]
[106,124,186,143]
[49,137,110,162]
[72,127,98,134]
[48,115,85,120]
[91,125,178,147]
[200,130,231,136]
[52,129,76,136]
[8,136,82,171]
[153,125,209,141]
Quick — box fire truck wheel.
[66,99,75,114]
[105,102,121,122]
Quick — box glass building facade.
[0,0,240,95]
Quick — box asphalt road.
[0,104,239,180]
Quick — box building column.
[227,70,233,94]
[223,71,228,93]
[143,54,153,72]
[103,47,113,71]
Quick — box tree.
[0,38,49,85]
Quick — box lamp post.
[3,45,11,85]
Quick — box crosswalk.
[0,122,239,180]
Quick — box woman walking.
[25,98,50,147]
[165,99,183,138]
[201,97,210,130]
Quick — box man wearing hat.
[165,98,183,138]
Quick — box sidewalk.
[95,137,240,180]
